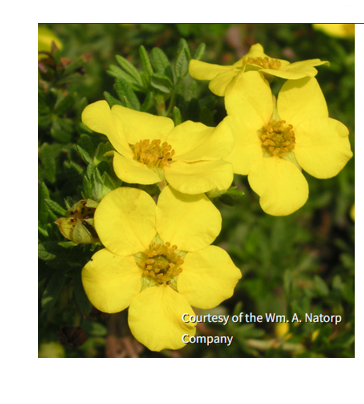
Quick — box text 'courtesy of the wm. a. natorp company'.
[180,312,342,347]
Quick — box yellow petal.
[225,71,273,124]
[277,77,328,127]
[95,187,156,256]
[223,114,263,175]
[167,118,234,162]
[128,284,196,351]
[248,157,309,216]
[178,246,242,309]
[156,186,221,252]
[189,59,234,80]
[313,24,355,39]
[111,104,174,145]
[81,101,132,158]
[113,152,161,184]
[294,117,353,178]
[262,59,329,80]
[82,249,142,313]
[165,159,233,195]
[208,69,241,96]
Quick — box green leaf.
[63,54,88,75]
[174,47,189,79]
[45,199,68,216]
[150,73,173,94]
[199,105,215,126]
[42,271,66,310]
[54,92,77,115]
[76,144,93,165]
[73,273,92,315]
[104,91,125,107]
[38,182,50,224]
[177,38,191,61]
[39,143,62,183]
[115,55,143,86]
[114,78,141,111]
[107,65,144,92]
[51,117,73,143]
[139,45,154,76]
[140,92,154,112]
[193,43,206,61]
[79,134,95,159]
[313,275,329,296]
[151,47,173,81]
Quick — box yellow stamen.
[243,56,281,70]
[140,241,184,284]
[130,139,175,168]
[260,119,295,158]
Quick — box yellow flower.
[82,186,241,351]
[224,71,353,216]
[313,24,355,39]
[189,43,329,96]
[82,101,234,195]
[38,26,62,58]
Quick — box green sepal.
[173,106,182,126]
[73,220,95,244]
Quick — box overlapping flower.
[82,186,241,351]
[82,101,234,195]
[189,43,329,96]
[223,71,353,216]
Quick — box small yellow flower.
[224,71,353,216]
[313,24,355,39]
[82,186,241,351]
[82,101,234,195]
[189,43,329,96]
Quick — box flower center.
[131,139,175,168]
[260,119,295,158]
[243,56,281,70]
[140,242,183,284]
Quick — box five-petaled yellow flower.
[82,101,234,195]
[223,71,353,216]
[82,186,241,351]
[189,43,329,96]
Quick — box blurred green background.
[38,23,354,358]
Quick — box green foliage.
[38,23,354,358]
